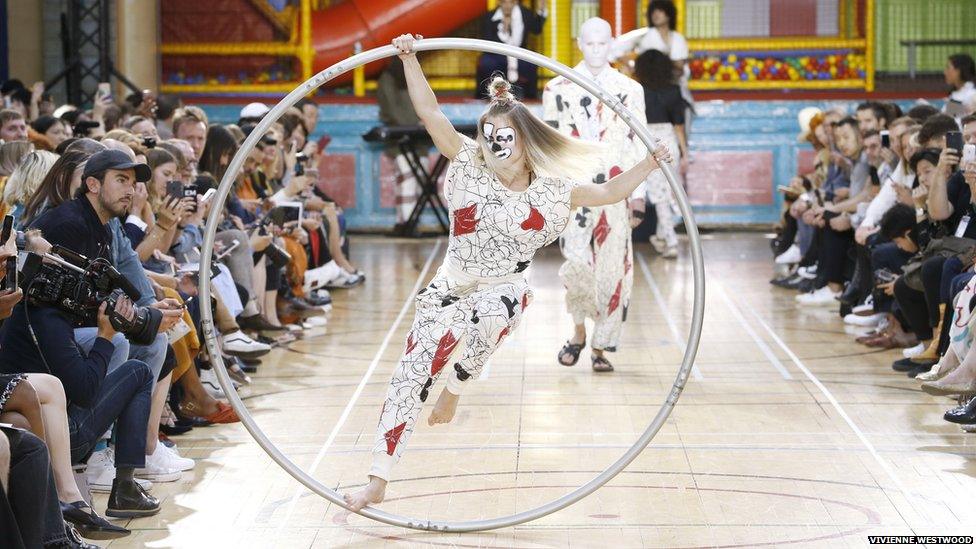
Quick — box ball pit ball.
[689,51,865,84]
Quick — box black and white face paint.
[483,122,517,160]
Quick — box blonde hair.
[477,76,605,180]
[4,150,58,208]
[172,106,209,136]
[0,141,33,177]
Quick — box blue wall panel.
[201,98,933,229]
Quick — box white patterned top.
[444,135,576,278]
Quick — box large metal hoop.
[199,38,705,533]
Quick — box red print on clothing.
[593,211,610,246]
[521,292,529,311]
[453,204,479,236]
[624,251,632,275]
[520,207,545,231]
[431,330,459,376]
[607,280,622,315]
[384,422,407,455]
[496,326,511,344]
[405,331,417,355]
[609,165,622,178]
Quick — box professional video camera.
[19,245,162,345]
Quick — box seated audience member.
[0,109,29,142]
[0,426,98,548]
[855,101,889,132]
[30,116,71,151]
[237,102,269,128]
[2,150,58,220]
[122,116,158,139]
[0,235,127,541]
[0,150,161,518]
[795,117,869,305]
[172,106,208,162]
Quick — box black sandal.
[591,355,614,372]
[558,341,584,366]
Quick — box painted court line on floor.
[277,239,443,527]
[714,281,793,380]
[738,296,925,532]
[636,251,704,380]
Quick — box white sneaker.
[775,244,801,264]
[303,316,328,328]
[199,368,228,399]
[852,295,875,315]
[147,443,195,472]
[844,312,885,327]
[307,289,333,311]
[796,265,818,280]
[326,269,365,289]
[902,342,926,358]
[661,246,678,259]
[961,423,976,433]
[85,448,153,493]
[222,330,271,355]
[304,261,342,292]
[135,448,182,483]
[795,286,840,306]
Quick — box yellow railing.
[160,0,875,95]
[160,0,314,95]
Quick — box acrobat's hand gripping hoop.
[198,38,705,533]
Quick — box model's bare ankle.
[428,388,460,426]
[343,476,387,512]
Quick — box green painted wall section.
[876,0,976,73]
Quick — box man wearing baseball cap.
[32,149,151,258]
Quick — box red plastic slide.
[311,0,485,76]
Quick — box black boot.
[839,280,863,306]
[61,500,130,539]
[106,478,160,518]
[945,395,976,425]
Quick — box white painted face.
[483,121,517,160]
[578,18,612,73]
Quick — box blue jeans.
[73,328,129,372]
[74,329,167,384]
[67,359,153,469]
[125,333,168,383]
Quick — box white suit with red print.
[542,64,645,352]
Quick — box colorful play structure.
[159,0,880,95]
[158,1,974,228]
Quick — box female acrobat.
[344,34,670,511]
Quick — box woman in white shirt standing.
[612,0,694,131]
[944,53,976,115]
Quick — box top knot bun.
[488,75,516,104]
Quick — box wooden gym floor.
[98,233,976,548]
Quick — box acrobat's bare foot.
[343,476,387,512]
[428,388,460,426]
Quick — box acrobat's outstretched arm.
[393,34,462,160]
